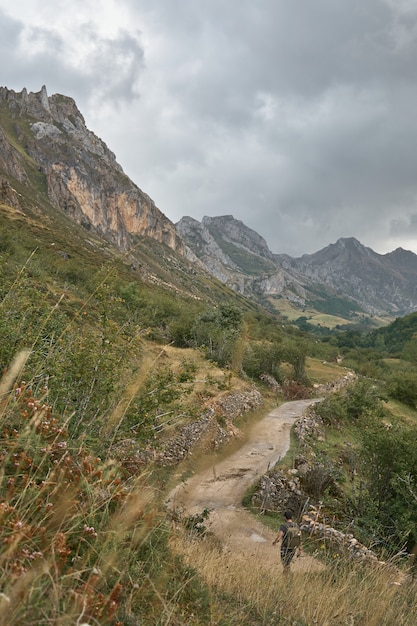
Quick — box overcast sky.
[1,0,417,256]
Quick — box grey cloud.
[0,10,23,50]
[391,214,417,237]
[135,0,417,125]
[75,24,145,103]
[0,9,144,108]
[2,1,417,257]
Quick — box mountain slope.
[177,214,312,307]
[0,86,263,317]
[3,85,416,322]
[178,216,417,318]
[278,237,417,315]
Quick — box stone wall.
[300,507,384,564]
[251,395,388,565]
[113,387,263,471]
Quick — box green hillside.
[366,311,417,356]
[2,92,417,625]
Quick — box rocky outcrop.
[0,178,22,209]
[0,86,184,254]
[176,216,251,291]
[0,126,28,184]
[201,215,274,261]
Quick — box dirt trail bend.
[168,399,324,573]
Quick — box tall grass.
[0,354,163,625]
[2,359,415,625]
[171,532,417,626]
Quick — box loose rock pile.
[251,469,306,517]
[293,406,325,442]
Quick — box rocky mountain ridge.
[178,215,417,317]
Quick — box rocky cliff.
[0,86,184,254]
[176,214,303,300]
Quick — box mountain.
[178,215,417,318]
[3,88,417,626]
[278,238,417,315]
[176,215,310,306]
[2,85,416,323]
[0,85,245,311]
[0,85,183,253]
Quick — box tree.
[191,305,243,366]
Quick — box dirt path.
[168,399,324,573]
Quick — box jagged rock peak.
[1,85,61,122]
[0,85,115,166]
[176,215,201,229]
[201,215,273,259]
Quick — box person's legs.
[281,548,295,573]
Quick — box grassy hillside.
[2,95,417,624]
[2,244,417,624]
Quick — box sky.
[1,0,417,257]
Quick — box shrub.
[386,372,417,408]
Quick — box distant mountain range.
[177,215,417,319]
[1,85,417,323]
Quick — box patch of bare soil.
[168,399,325,574]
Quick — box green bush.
[241,341,282,380]
[191,304,243,366]
[386,372,417,408]
[358,415,417,549]
[316,379,382,425]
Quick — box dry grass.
[383,398,417,426]
[161,344,247,390]
[305,357,349,384]
[171,531,417,626]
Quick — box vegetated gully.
[167,399,324,573]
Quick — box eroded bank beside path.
[168,399,325,574]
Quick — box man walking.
[273,510,302,573]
